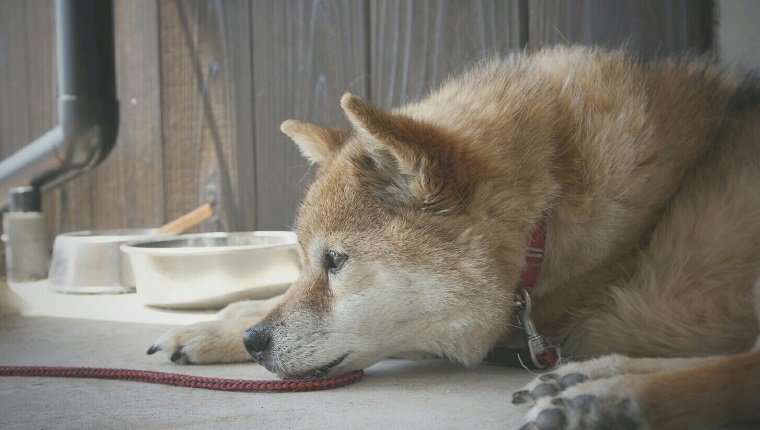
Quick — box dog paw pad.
[534,408,567,429]
[568,394,596,412]
[560,373,588,388]
[519,408,568,430]
[531,382,560,399]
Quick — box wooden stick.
[156,203,214,235]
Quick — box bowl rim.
[120,231,298,255]
[56,228,159,243]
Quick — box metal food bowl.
[48,228,158,294]
[121,231,300,309]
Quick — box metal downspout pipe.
[0,0,119,209]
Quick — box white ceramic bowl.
[121,231,300,309]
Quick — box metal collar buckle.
[514,287,559,369]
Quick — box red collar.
[520,217,547,291]
[514,217,559,368]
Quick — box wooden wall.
[0,0,715,244]
[716,0,760,71]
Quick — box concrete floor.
[0,282,534,429]
[1,282,756,429]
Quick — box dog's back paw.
[514,352,760,429]
[518,374,647,430]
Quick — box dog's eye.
[324,250,348,274]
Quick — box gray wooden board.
[159,0,254,232]
[104,0,165,230]
[370,0,528,108]
[251,0,369,230]
[528,0,711,58]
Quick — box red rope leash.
[0,365,363,392]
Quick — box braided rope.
[0,365,363,392]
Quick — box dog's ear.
[340,93,467,214]
[280,119,349,164]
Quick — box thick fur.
[150,46,760,429]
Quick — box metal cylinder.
[9,186,42,212]
[55,0,116,99]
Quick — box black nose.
[243,324,272,357]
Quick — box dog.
[148,46,760,429]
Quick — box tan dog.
[149,46,760,429]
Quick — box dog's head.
[244,93,539,379]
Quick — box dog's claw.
[146,344,161,355]
[170,346,188,363]
[513,390,533,405]
[539,373,560,382]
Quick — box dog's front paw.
[147,319,256,364]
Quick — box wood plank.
[0,0,33,158]
[251,0,369,230]
[159,0,255,232]
[23,0,58,145]
[84,0,164,230]
[370,0,528,108]
[528,0,711,56]
[716,0,760,70]
[223,1,257,232]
